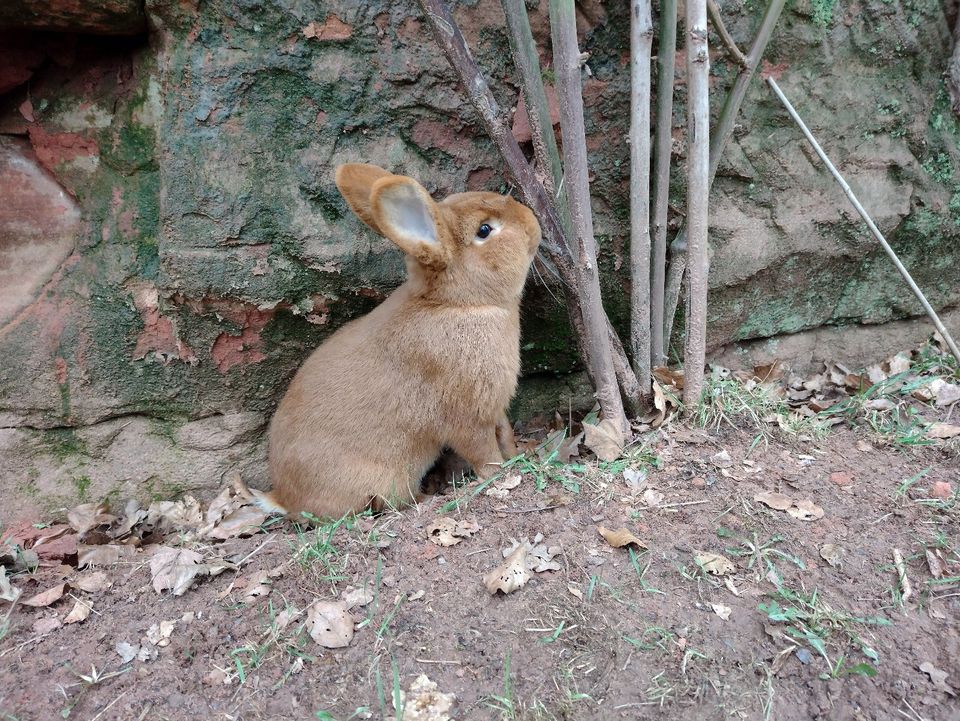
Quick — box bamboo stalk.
[662,0,786,352]
[768,77,960,366]
[501,0,571,235]
[549,0,629,434]
[683,0,710,408]
[650,0,677,368]
[630,0,654,397]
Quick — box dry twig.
[768,77,960,366]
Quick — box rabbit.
[258,163,541,519]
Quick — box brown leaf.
[0,567,21,603]
[928,423,960,439]
[787,500,824,521]
[933,381,960,408]
[67,502,116,536]
[711,449,733,469]
[501,535,561,573]
[202,505,269,540]
[77,543,136,568]
[342,587,374,610]
[22,583,68,607]
[887,353,911,375]
[150,547,206,596]
[484,544,530,595]
[582,419,625,462]
[555,432,583,463]
[753,360,785,383]
[425,517,480,547]
[240,570,272,604]
[926,549,948,579]
[919,662,955,696]
[754,491,794,511]
[73,571,111,593]
[397,674,457,721]
[711,603,732,620]
[64,597,93,624]
[652,366,684,389]
[695,552,734,576]
[597,526,646,550]
[819,544,843,567]
[307,600,354,648]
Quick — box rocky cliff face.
[1,0,957,519]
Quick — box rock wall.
[1,0,958,520]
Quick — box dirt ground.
[2,369,960,721]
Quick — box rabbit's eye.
[476,223,492,239]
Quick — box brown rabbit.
[259,163,541,519]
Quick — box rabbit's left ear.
[370,176,449,270]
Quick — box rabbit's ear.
[335,163,392,234]
[370,176,449,269]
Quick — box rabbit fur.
[261,163,541,519]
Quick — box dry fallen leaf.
[146,619,176,647]
[711,449,733,469]
[307,601,354,648]
[342,587,375,610]
[202,505,269,540]
[425,517,481,547]
[711,603,732,620]
[623,467,647,492]
[73,571,110,593]
[641,488,664,507]
[919,662,956,696]
[819,544,844,567]
[787,500,824,521]
[582,419,625,462]
[484,473,522,499]
[67,502,116,537]
[64,597,93,624]
[397,673,457,721]
[933,381,960,407]
[502,535,561,572]
[928,423,960,439]
[597,526,647,550]
[116,641,139,663]
[22,583,68,608]
[150,547,206,596]
[241,570,272,604]
[754,491,794,511]
[78,543,136,568]
[695,552,735,576]
[484,544,530,595]
[926,549,948,579]
[0,567,21,603]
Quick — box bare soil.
[2,419,959,721]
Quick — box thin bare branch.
[650,0,677,368]
[550,0,629,433]
[417,0,637,428]
[768,77,960,365]
[630,0,654,396]
[501,0,569,233]
[683,0,710,408]
[662,0,786,352]
[707,0,748,68]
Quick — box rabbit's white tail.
[251,488,288,515]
